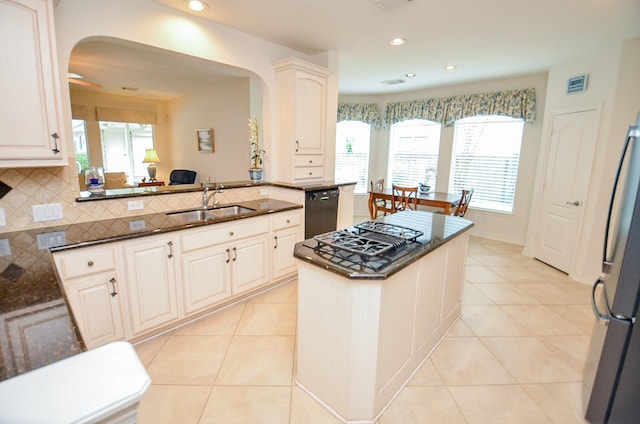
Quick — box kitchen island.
[293,210,473,423]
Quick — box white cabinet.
[53,245,125,349]
[123,234,179,335]
[0,0,67,167]
[178,216,270,315]
[275,58,331,182]
[271,210,303,280]
[64,274,125,349]
[180,246,231,315]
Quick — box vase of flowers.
[248,115,266,181]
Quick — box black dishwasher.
[305,188,340,239]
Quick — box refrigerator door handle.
[591,278,610,323]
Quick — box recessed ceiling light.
[444,65,457,71]
[186,0,208,11]
[389,37,406,46]
[405,73,416,78]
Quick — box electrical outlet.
[128,200,144,211]
[32,203,63,222]
[0,238,10,256]
[36,231,67,250]
[0,208,5,226]
[129,219,146,231]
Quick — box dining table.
[368,188,461,219]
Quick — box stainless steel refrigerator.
[583,117,640,423]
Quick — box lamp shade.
[142,149,161,163]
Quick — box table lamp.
[142,149,161,181]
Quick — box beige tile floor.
[135,236,594,423]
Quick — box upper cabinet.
[0,0,67,167]
[275,58,331,182]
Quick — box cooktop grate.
[313,230,394,256]
[354,221,423,241]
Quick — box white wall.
[525,38,640,283]
[168,79,251,182]
[53,0,336,181]
[341,73,548,245]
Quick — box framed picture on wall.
[197,128,214,152]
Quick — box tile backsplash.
[0,167,263,234]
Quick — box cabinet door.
[65,273,124,349]
[272,227,300,280]
[231,235,270,294]
[0,0,66,165]
[123,236,179,335]
[295,71,327,155]
[181,246,231,315]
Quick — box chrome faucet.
[202,184,224,209]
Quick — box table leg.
[368,194,375,219]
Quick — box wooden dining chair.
[392,184,418,212]
[370,179,394,217]
[453,188,474,217]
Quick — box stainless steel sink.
[209,205,255,217]
[166,205,255,222]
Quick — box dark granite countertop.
[293,210,474,280]
[76,180,356,202]
[0,198,301,381]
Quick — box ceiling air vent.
[372,0,414,10]
[381,79,406,85]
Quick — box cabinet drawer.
[54,247,117,281]
[180,217,269,252]
[293,155,324,167]
[272,210,301,231]
[294,166,324,180]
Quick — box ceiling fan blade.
[68,78,102,88]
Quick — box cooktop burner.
[311,222,424,270]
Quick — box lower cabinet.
[122,234,179,335]
[180,246,231,315]
[271,210,303,280]
[54,209,301,348]
[53,244,125,349]
[64,273,125,349]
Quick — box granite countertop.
[0,198,301,381]
[294,210,474,280]
[76,180,356,202]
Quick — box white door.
[534,107,599,272]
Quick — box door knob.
[566,200,581,206]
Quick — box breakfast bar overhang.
[293,210,474,423]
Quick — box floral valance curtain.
[383,88,536,128]
[337,102,381,129]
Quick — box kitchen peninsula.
[293,210,473,423]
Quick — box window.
[450,115,525,213]
[99,121,154,181]
[335,121,371,194]
[388,119,441,187]
[72,119,89,172]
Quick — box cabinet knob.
[229,231,234,236]
[309,172,313,176]
[308,160,313,164]
[87,260,94,267]
[286,219,290,224]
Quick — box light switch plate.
[36,231,67,250]
[0,208,6,226]
[32,203,63,222]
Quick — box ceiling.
[68,0,640,97]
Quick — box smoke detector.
[372,0,414,10]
